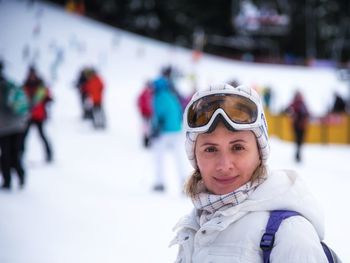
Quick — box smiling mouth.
[214,176,238,184]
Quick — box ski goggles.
[184,90,263,133]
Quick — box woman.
[170,83,328,262]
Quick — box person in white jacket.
[170,83,328,262]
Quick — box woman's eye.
[232,145,244,151]
[204,146,216,153]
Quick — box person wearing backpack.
[84,68,106,129]
[0,61,29,190]
[170,83,337,262]
[22,65,53,162]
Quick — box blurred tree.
[47,0,350,64]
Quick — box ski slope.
[0,1,349,262]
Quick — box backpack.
[260,210,341,263]
[5,81,29,116]
[137,86,153,118]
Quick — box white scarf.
[192,176,265,225]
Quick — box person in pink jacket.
[171,83,330,262]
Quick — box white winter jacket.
[170,169,328,263]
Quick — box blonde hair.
[184,164,267,198]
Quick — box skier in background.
[76,67,92,119]
[0,60,29,189]
[84,68,106,129]
[22,65,53,163]
[150,69,187,192]
[331,92,346,113]
[285,90,309,163]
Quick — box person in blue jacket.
[150,72,187,192]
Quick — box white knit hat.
[184,83,269,169]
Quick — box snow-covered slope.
[0,1,349,262]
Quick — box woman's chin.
[211,185,237,195]
[211,178,240,194]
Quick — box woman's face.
[195,123,261,195]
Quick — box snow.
[0,1,349,262]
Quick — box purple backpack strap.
[321,241,337,263]
[260,210,300,263]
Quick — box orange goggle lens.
[187,94,258,128]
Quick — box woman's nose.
[216,152,234,172]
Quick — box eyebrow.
[229,139,246,144]
[198,142,217,147]
[199,139,246,147]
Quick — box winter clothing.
[184,83,270,169]
[0,81,29,136]
[287,92,309,131]
[0,70,28,189]
[137,82,153,147]
[0,133,25,188]
[85,73,104,106]
[27,86,52,121]
[79,69,106,129]
[137,84,153,119]
[0,91,28,136]
[263,87,272,110]
[24,120,53,162]
[0,111,26,139]
[76,68,91,118]
[170,169,327,263]
[152,132,186,188]
[24,70,52,122]
[331,94,346,113]
[151,74,186,191]
[152,78,182,134]
[286,91,309,162]
[23,67,53,162]
[192,175,265,217]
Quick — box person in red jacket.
[84,68,106,129]
[22,65,53,162]
[137,81,153,147]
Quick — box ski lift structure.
[232,0,291,36]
